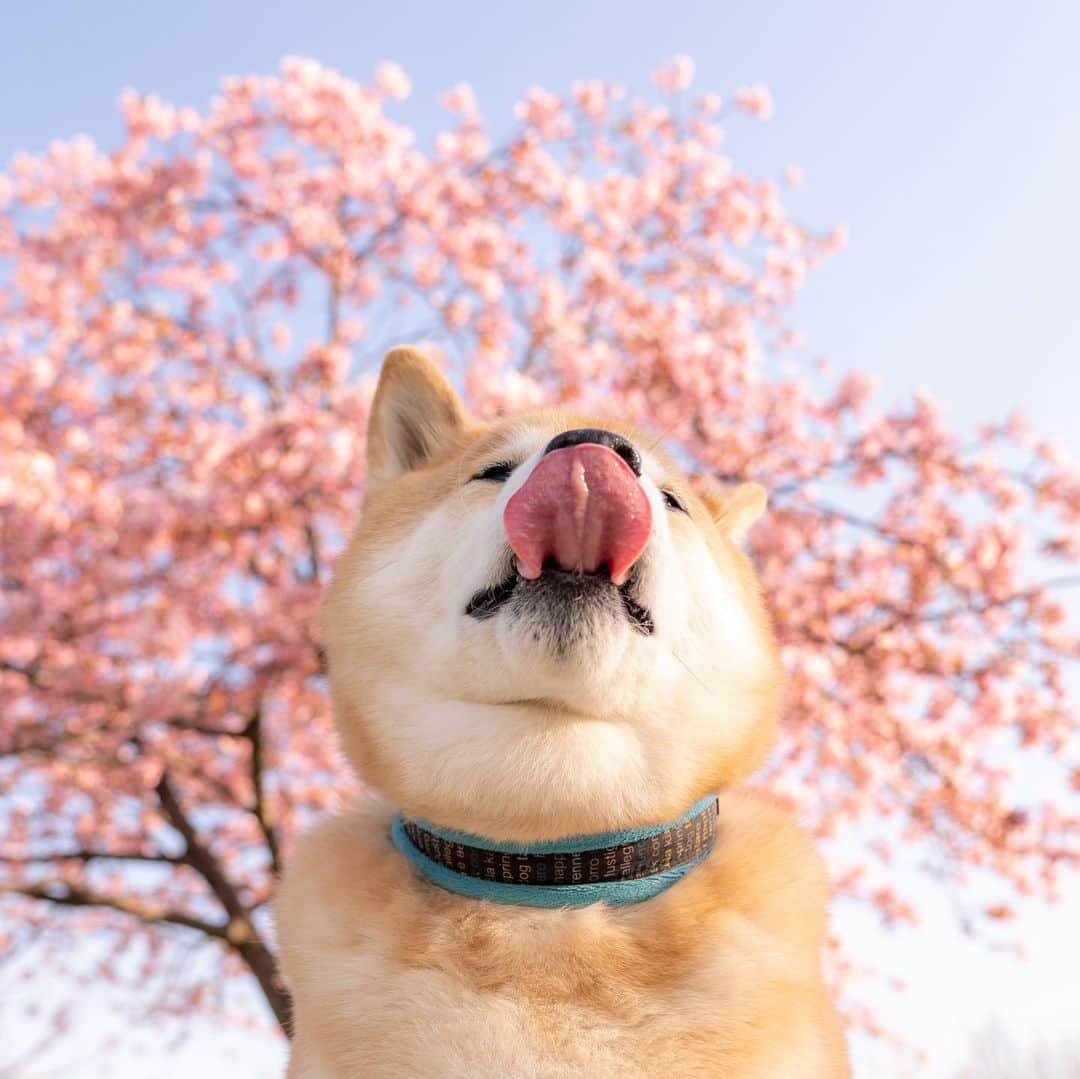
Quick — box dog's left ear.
[366,346,468,491]
[703,482,767,543]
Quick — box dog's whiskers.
[646,407,694,454]
[671,648,712,694]
[350,556,407,586]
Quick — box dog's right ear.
[365,346,468,491]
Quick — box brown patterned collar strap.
[390,796,719,909]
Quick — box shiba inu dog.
[277,347,850,1077]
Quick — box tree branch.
[0,881,227,940]
[154,770,292,1034]
[242,705,282,876]
[0,849,183,867]
[302,519,322,584]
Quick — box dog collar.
[391,795,719,908]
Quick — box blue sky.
[1,2,1077,1075]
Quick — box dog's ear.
[703,482,767,543]
[366,347,468,489]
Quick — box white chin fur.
[493,606,633,709]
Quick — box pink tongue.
[503,444,652,586]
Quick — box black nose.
[543,427,642,476]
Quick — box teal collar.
[390,795,719,909]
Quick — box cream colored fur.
[277,347,851,1077]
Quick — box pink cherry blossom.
[440,81,478,115]
[374,60,411,101]
[651,54,696,93]
[735,83,775,119]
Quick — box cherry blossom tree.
[1,56,1077,1048]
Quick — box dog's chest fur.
[278,797,848,1078]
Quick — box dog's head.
[322,348,781,839]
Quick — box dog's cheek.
[637,520,694,647]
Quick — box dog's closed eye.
[470,462,515,483]
[662,489,689,514]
